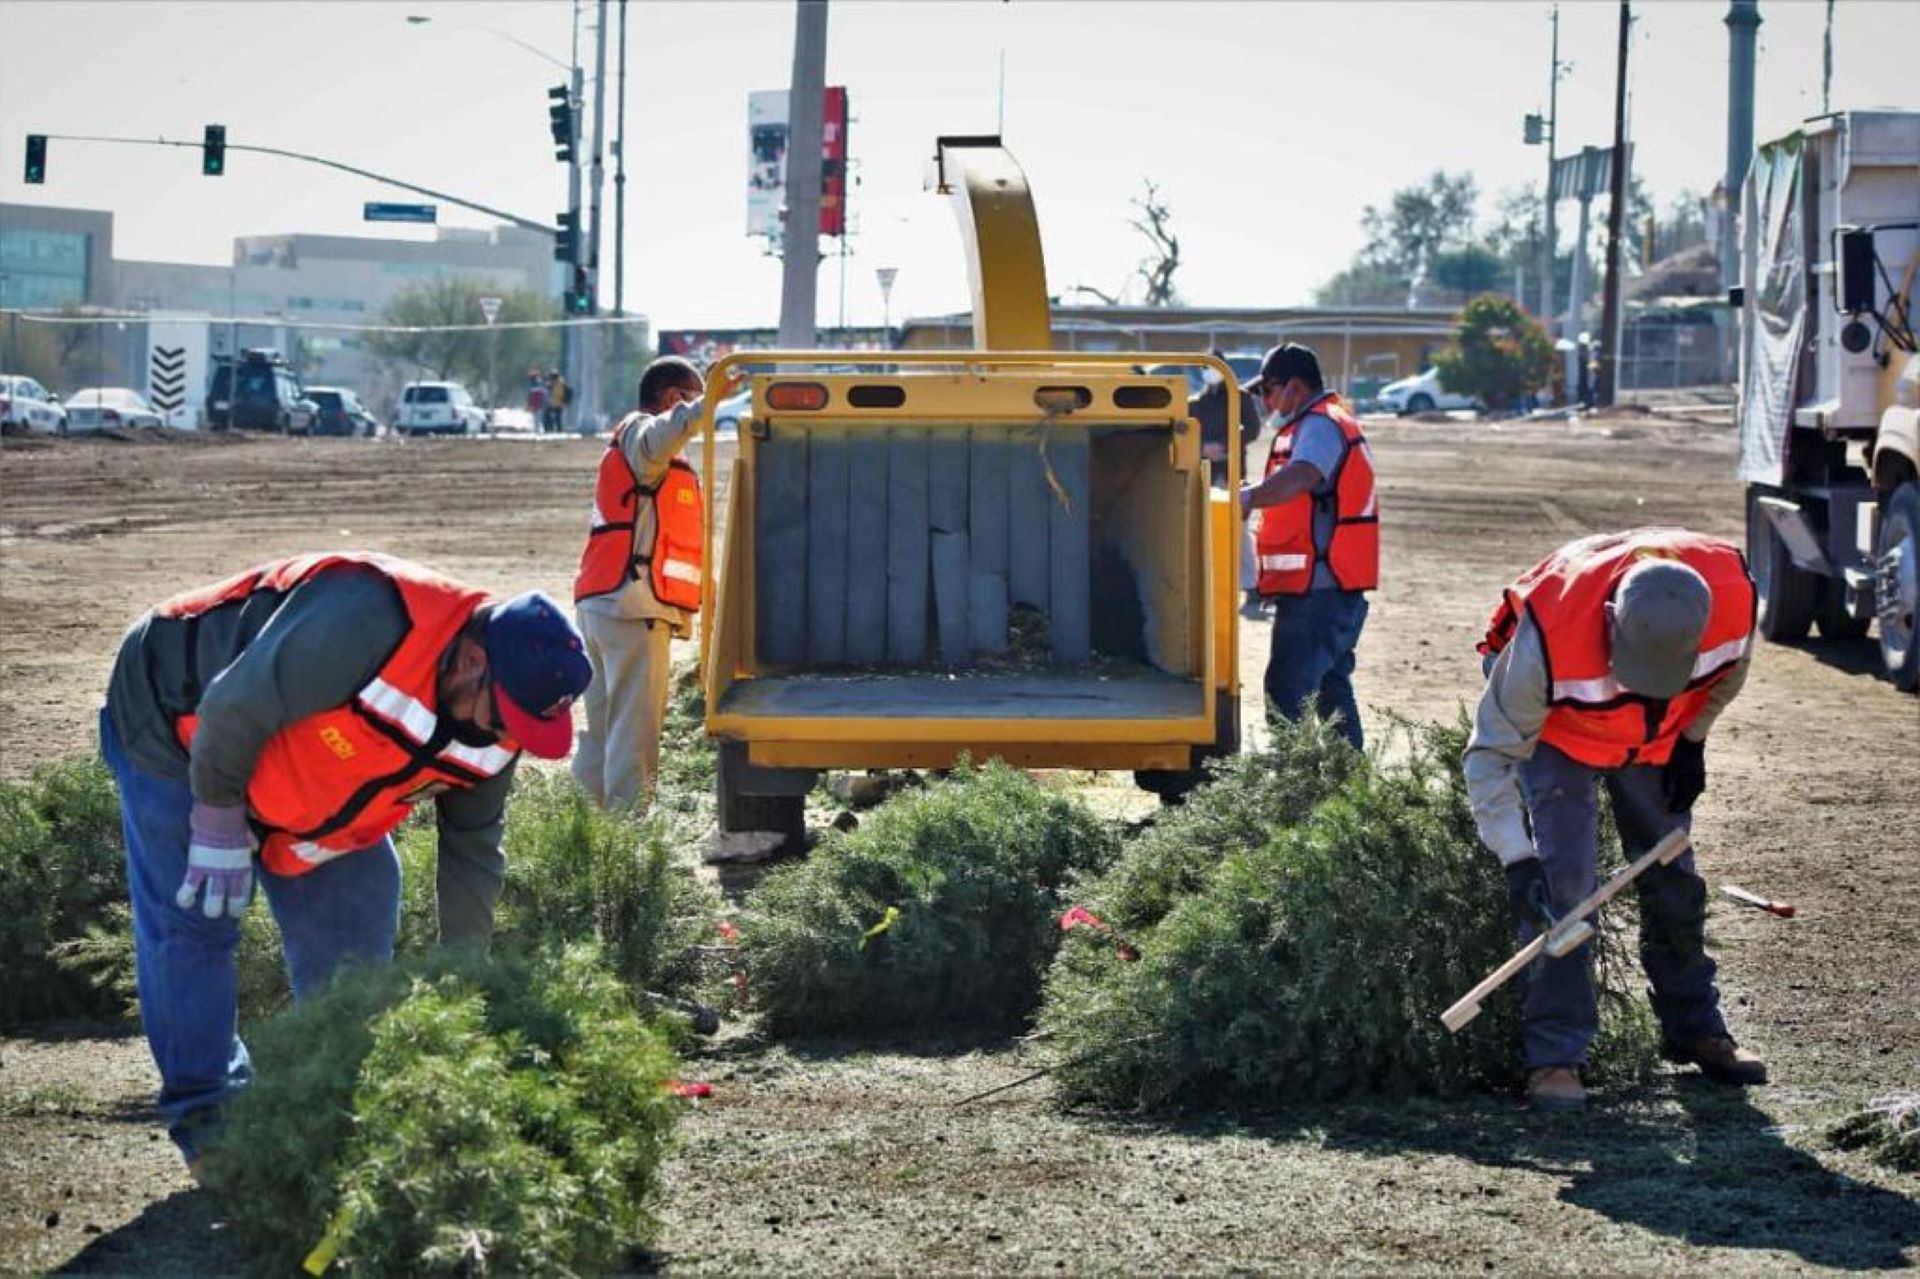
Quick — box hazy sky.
[2,0,1912,329]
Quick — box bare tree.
[1131,179,1181,307]
[1071,179,1183,308]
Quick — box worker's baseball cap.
[484,591,592,760]
[1242,342,1323,397]
[1609,559,1712,698]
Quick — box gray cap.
[1610,559,1712,698]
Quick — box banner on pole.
[746,86,851,239]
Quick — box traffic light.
[553,209,578,263]
[567,266,593,316]
[202,124,226,176]
[24,134,47,184]
[547,85,575,163]
[1523,113,1545,146]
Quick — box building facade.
[2,202,557,406]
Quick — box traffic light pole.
[561,60,584,427]
[29,131,553,236]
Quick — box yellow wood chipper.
[699,137,1249,844]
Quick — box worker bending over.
[1239,343,1378,748]
[100,552,590,1164]
[1466,528,1765,1111]
[573,356,738,808]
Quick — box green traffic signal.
[202,124,226,176]
[24,134,47,184]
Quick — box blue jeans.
[1517,741,1727,1070]
[99,708,402,1161]
[1264,590,1369,749]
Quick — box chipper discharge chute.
[699,138,1245,845]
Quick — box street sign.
[363,202,438,224]
[1550,145,1632,203]
[478,296,503,324]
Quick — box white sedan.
[0,374,68,435]
[64,387,165,431]
[1376,367,1481,415]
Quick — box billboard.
[747,86,851,239]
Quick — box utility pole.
[1822,0,1835,115]
[1722,1,1760,296]
[1596,1,1631,407]
[560,0,585,428]
[778,0,829,348]
[1541,3,1561,331]
[613,0,629,404]
[581,0,609,432]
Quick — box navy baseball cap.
[1242,343,1323,397]
[484,591,591,759]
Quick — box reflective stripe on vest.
[164,553,521,877]
[574,415,705,611]
[1254,392,1379,596]
[1478,530,1756,768]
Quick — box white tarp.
[1736,135,1806,486]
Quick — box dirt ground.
[1,417,1915,1273]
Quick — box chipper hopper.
[698,139,1248,844]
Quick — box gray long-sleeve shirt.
[1463,612,1748,866]
[105,562,514,945]
[576,395,706,633]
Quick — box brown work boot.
[1663,1034,1768,1085]
[1526,1066,1588,1112]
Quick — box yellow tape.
[303,1206,352,1275]
[859,905,901,949]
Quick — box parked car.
[64,387,165,431]
[1377,367,1481,415]
[0,374,67,435]
[305,386,381,437]
[207,349,317,432]
[396,381,487,436]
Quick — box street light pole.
[613,0,628,403]
[1542,3,1561,331]
[582,0,609,432]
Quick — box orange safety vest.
[160,553,521,877]
[1478,530,1756,769]
[1254,392,1379,596]
[575,414,704,611]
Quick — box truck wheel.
[1747,487,1817,642]
[1816,578,1871,641]
[1875,480,1920,691]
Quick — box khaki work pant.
[571,609,673,810]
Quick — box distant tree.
[1428,245,1508,300]
[1358,171,1479,301]
[364,276,560,404]
[1434,293,1555,412]
[1311,262,1407,308]
[1075,177,1182,307]
[1130,179,1181,307]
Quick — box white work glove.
[176,802,256,919]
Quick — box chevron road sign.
[149,345,187,414]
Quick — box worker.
[572,356,737,808]
[1465,528,1766,1111]
[1189,350,1267,618]
[544,368,570,433]
[98,552,591,1167]
[1238,342,1377,748]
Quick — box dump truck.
[699,138,1247,842]
[1738,110,1919,691]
